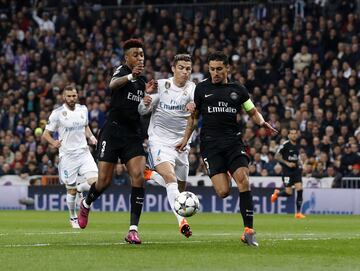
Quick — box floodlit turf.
[0,211,359,271]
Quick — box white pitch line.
[3,236,360,248]
[5,243,51,247]
[2,240,215,248]
[1,232,233,237]
[24,231,81,236]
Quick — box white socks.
[66,193,77,219]
[166,182,183,224]
[129,225,138,232]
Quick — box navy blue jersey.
[194,78,250,142]
[277,140,301,174]
[108,65,147,133]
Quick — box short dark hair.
[63,85,76,92]
[207,51,229,65]
[173,54,192,66]
[123,39,143,52]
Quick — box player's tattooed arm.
[246,106,278,135]
[109,75,132,90]
[275,151,295,168]
[109,63,144,91]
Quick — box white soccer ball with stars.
[174,191,200,217]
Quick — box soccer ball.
[174,191,200,217]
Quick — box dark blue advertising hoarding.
[28,185,295,214]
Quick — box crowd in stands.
[0,0,360,187]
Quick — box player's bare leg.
[210,173,231,199]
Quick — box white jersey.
[45,104,89,157]
[143,78,195,146]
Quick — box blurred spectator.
[113,163,130,185]
[32,9,55,32]
[263,151,277,176]
[345,164,360,178]
[312,161,327,179]
[249,164,260,176]
[293,46,312,72]
[273,163,283,176]
[327,165,343,188]
[0,163,14,176]
[188,153,200,176]
[20,161,41,179]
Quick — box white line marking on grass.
[196,233,232,236]
[3,233,360,248]
[2,240,217,248]
[5,243,50,247]
[24,231,81,236]
[0,233,9,236]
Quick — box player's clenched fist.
[143,95,152,107]
[132,62,144,77]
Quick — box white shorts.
[58,151,98,189]
[148,142,189,182]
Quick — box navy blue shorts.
[200,140,249,178]
[97,121,145,164]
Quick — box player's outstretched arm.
[109,74,133,91]
[244,101,278,135]
[109,63,144,91]
[42,129,61,149]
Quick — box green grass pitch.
[0,211,359,271]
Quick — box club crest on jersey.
[165,81,171,89]
[230,92,238,100]
[80,114,84,119]
[183,90,188,96]
[156,156,161,162]
[62,111,67,117]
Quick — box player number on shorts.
[64,170,69,179]
[284,176,290,185]
[203,158,210,171]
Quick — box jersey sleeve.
[186,82,196,104]
[83,106,89,126]
[193,84,202,112]
[239,85,251,104]
[277,143,285,157]
[138,93,160,115]
[112,65,128,79]
[45,110,59,132]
